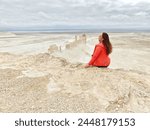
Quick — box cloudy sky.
[0,0,150,30]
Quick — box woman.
[85,32,112,68]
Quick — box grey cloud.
[0,0,150,29]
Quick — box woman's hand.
[84,64,91,68]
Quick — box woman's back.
[88,43,110,67]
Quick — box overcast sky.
[0,0,150,30]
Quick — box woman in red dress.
[85,32,112,68]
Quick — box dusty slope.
[0,52,150,112]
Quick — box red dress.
[88,43,110,67]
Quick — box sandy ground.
[0,32,150,112]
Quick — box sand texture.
[0,32,150,112]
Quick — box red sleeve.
[88,46,101,65]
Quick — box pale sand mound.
[0,53,150,112]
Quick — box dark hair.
[102,32,112,54]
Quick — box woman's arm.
[88,46,101,65]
